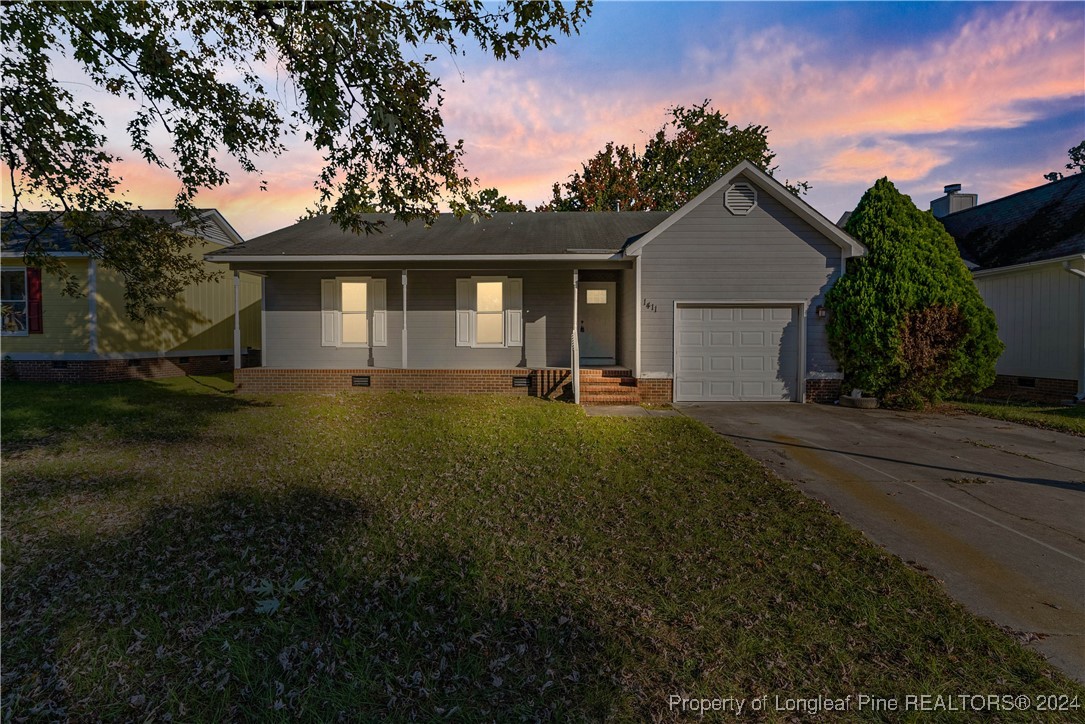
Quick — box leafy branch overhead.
[541,101,809,212]
[1,1,590,319]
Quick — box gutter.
[205,253,622,263]
[971,253,1085,278]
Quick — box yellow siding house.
[1,210,261,381]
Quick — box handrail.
[571,329,580,404]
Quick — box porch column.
[572,270,580,404]
[402,270,408,368]
[233,271,241,369]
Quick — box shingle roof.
[937,174,1085,269]
[211,211,673,257]
[1,210,210,254]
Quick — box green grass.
[951,399,1085,436]
[3,377,1083,720]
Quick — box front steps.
[579,368,639,405]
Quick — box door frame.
[671,300,807,403]
[579,281,617,365]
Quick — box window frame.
[1,267,29,337]
[337,277,370,348]
[471,276,506,348]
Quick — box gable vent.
[725,182,757,215]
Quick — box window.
[456,277,522,348]
[475,281,504,345]
[585,289,607,304]
[321,277,387,348]
[340,280,368,345]
[1,269,28,335]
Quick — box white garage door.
[675,305,800,402]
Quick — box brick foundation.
[235,367,556,396]
[805,377,843,403]
[978,374,1078,404]
[1,352,260,383]
[637,378,673,405]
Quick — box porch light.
[816,305,827,319]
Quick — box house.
[208,161,864,404]
[933,175,1085,402]
[1,209,262,382]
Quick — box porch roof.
[208,211,671,261]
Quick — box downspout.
[233,271,241,370]
[402,270,408,368]
[1063,262,1085,400]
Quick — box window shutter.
[504,277,522,347]
[320,278,339,347]
[455,278,472,347]
[370,278,387,347]
[27,268,43,334]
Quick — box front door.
[578,281,616,364]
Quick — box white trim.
[206,253,619,263]
[401,270,408,367]
[260,276,267,368]
[88,259,98,354]
[1,349,236,361]
[233,272,242,369]
[572,270,580,405]
[634,257,642,378]
[1,265,29,336]
[971,253,1085,278]
[624,161,865,258]
[1,251,87,258]
[671,300,807,404]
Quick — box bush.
[826,178,1003,408]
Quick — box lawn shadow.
[1,376,273,451]
[1,486,620,720]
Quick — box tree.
[476,187,528,213]
[540,101,807,212]
[825,178,1003,408]
[1044,140,1085,182]
[1,1,589,319]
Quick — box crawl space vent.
[351,375,371,387]
[725,182,757,215]
[512,376,530,388]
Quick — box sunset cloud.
[4,2,1081,238]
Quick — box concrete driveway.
[678,402,1085,681]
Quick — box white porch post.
[401,270,408,368]
[572,270,580,404]
[233,271,241,369]
[87,259,99,355]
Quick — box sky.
[9,1,1085,239]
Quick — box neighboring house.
[933,175,1085,402]
[209,162,864,404]
[1,210,262,382]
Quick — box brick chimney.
[930,183,977,218]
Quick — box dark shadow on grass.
[1,378,273,451]
[1,487,619,720]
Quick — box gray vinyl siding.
[407,269,572,368]
[974,259,1084,380]
[619,266,637,370]
[264,271,403,368]
[639,174,843,377]
[263,269,574,369]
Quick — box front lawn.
[952,399,1085,436]
[3,377,1082,719]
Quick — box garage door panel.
[710,356,734,371]
[675,305,800,402]
[710,331,733,346]
[679,330,704,346]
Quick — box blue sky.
[17,1,1083,238]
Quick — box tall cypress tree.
[826,178,1003,407]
